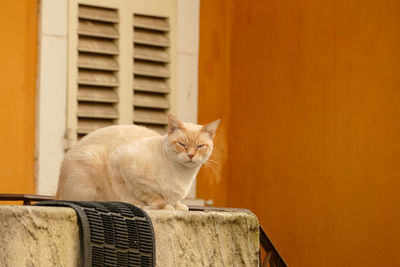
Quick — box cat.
[55,115,220,211]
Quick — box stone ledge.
[0,206,259,267]
[0,206,81,267]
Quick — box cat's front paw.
[174,202,188,211]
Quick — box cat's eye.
[178,142,187,148]
[196,144,205,149]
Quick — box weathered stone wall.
[0,206,259,267]
[0,206,82,267]
[147,210,260,267]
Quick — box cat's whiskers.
[202,159,220,175]
[206,159,219,165]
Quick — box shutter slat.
[78,103,119,119]
[78,37,119,55]
[134,61,169,78]
[133,29,169,47]
[133,92,170,109]
[78,20,119,39]
[134,14,169,31]
[78,5,119,23]
[78,53,119,71]
[77,119,114,134]
[78,70,119,87]
[133,77,169,93]
[78,87,118,103]
[133,108,168,125]
[134,45,169,63]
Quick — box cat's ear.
[202,119,221,139]
[168,114,184,134]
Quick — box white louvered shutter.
[132,15,171,134]
[76,5,119,139]
[67,0,176,144]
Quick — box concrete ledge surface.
[0,205,259,267]
[0,206,81,267]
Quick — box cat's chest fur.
[154,168,193,202]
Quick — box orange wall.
[197,1,232,206]
[198,0,400,266]
[0,1,37,195]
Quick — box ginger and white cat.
[56,115,220,211]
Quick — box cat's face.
[164,115,220,168]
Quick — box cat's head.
[164,115,220,168]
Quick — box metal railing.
[0,193,55,205]
[259,225,287,267]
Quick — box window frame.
[37,0,199,197]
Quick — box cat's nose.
[188,153,194,159]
